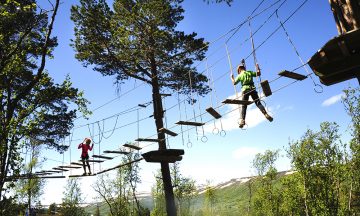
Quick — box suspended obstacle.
[159,128,178,136]
[222,99,253,105]
[260,80,272,97]
[92,155,113,160]
[175,121,205,127]
[5,175,65,181]
[278,70,307,81]
[142,149,184,163]
[123,143,142,150]
[103,150,129,154]
[71,162,84,166]
[206,107,222,119]
[308,29,360,85]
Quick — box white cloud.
[232,146,261,160]
[322,93,345,107]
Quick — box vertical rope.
[248,17,262,94]
[177,87,185,146]
[225,43,242,119]
[187,70,199,140]
[163,95,170,148]
[205,58,219,135]
[275,10,322,93]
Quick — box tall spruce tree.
[71,1,209,215]
[0,0,89,208]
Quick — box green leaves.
[71,0,209,95]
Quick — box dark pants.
[241,88,266,120]
[81,154,91,172]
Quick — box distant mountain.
[85,170,293,215]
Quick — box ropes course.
[9,0,322,181]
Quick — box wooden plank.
[135,138,162,142]
[123,144,142,150]
[92,155,113,160]
[59,166,82,169]
[159,128,178,136]
[6,175,65,180]
[71,162,84,166]
[83,159,105,163]
[222,99,253,105]
[261,80,272,97]
[160,93,172,97]
[53,168,69,171]
[103,150,129,154]
[278,70,307,81]
[175,121,205,127]
[41,170,62,173]
[206,107,222,119]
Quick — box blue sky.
[31,0,358,205]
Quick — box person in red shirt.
[78,138,94,175]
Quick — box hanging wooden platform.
[40,170,62,173]
[96,158,144,175]
[103,150,129,154]
[260,80,272,97]
[206,107,222,119]
[53,168,69,171]
[59,165,82,169]
[69,174,96,178]
[135,138,162,142]
[123,144,142,150]
[308,29,360,85]
[142,149,184,163]
[175,121,205,127]
[71,162,84,166]
[159,128,178,136]
[92,155,113,160]
[222,99,253,105]
[278,70,307,81]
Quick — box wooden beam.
[135,138,162,142]
[123,144,142,150]
[59,166,82,169]
[175,121,205,127]
[71,162,84,166]
[96,158,143,175]
[159,128,178,136]
[69,174,96,178]
[103,150,129,154]
[205,107,222,119]
[92,155,113,160]
[53,168,69,172]
[222,99,253,105]
[278,70,307,81]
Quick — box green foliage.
[15,145,45,208]
[70,0,209,96]
[0,0,90,205]
[93,150,143,216]
[48,202,57,215]
[61,178,87,216]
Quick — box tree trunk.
[151,69,176,215]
